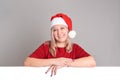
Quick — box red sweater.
[29,42,90,59]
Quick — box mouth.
[58,36,64,39]
[58,34,65,38]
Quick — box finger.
[51,65,57,77]
[54,66,57,75]
[45,65,54,74]
[51,65,55,77]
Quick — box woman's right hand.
[45,57,74,77]
[45,64,67,77]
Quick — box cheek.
[64,30,69,35]
[53,32,57,37]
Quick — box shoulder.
[43,40,50,45]
[38,40,50,48]
[72,43,80,47]
[41,40,50,47]
[72,43,83,49]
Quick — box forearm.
[69,56,96,67]
[24,57,56,67]
[24,57,73,67]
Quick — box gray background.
[0,0,120,66]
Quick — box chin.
[57,39,66,43]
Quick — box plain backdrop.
[0,0,120,66]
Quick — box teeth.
[59,37,63,38]
[58,36,64,38]
[58,35,63,37]
[58,34,65,38]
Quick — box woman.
[24,13,96,76]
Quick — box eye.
[53,29,57,32]
[61,27,65,30]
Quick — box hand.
[54,57,73,66]
[45,65,57,77]
[45,65,65,77]
[45,58,74,77]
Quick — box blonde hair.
[49,29,73,57]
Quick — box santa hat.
[50,13,76,38]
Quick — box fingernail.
[51,75,52,77]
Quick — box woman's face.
[52,24,69,43]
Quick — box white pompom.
[68,30,76,38]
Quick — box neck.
[56,42,66,47]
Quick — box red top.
[29,42,90,59]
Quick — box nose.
[57,29,61,35]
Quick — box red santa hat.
[50,13,76,38]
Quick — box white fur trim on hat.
[68,30,76,38]
[51,17,68,28]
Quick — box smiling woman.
[52,25,69,44]
[24,13,96,76]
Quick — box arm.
[68,44,96,67]
[69,56,96,67]
[24,56,96,67]
[24,57,54,67]
[44,56,96,77]
[24,57,73,67]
